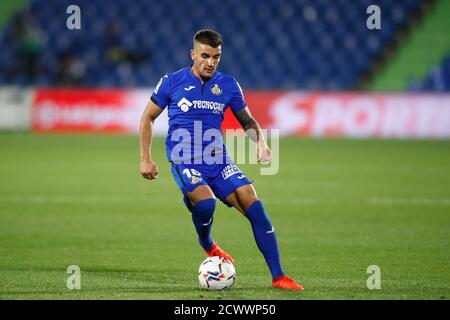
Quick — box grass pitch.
[0,133,449,299]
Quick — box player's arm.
[139,99,163,180]
[233,107,272,163]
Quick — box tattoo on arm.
[234,107,262,142]
[234,107,257,130]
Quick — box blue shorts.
[170,160,252,209]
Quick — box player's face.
[191,43,221,79]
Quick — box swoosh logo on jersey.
[237,175,245,179]
[266,226,275,234]
[184,86,196,91]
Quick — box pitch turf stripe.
[265,197,450,206]
[369,198,450,205]
[0,196,167,203]
[1,195,449,206]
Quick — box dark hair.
[193,29,223,48]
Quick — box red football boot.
[272,275,304,291]
[205,242,235,265]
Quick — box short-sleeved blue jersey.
[151,66,246,163]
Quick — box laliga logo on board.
[177,97,193,112]
[35,103,58,129]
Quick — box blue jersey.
[151,66,246,163]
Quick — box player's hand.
[140,159,159,180]
[257,142,272,163]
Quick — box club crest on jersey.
[210,84,222,96]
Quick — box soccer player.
[139,29,303,290]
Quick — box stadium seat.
[0,0,423,89]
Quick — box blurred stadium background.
[0,0,449,299]
[0,0,449,135]
[1,0,449,90]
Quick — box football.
[198,256,236,290]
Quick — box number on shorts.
[182,168,201,179]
